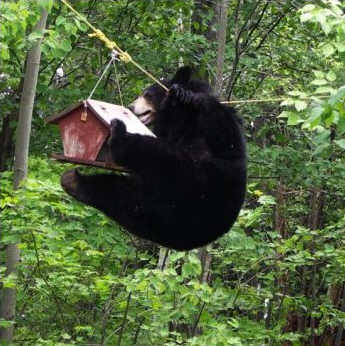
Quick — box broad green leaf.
[37,0,54,12]
[62,333,71,340]
[59,39,72,52]
[326,71,336,82]
[321,43,335,57]
[74,18,88,32]
[300,12,313,22]
[294,100,308,111]
[258,195,276,205]
[27,31,44,43]
[301,4,315,12]
[278,111,290,118]
[313,71,325,79]
[280,99,294,106]
[335,42,345,52]
[311,79,328,86]
[288,112,302,126]
[0,320,14,328]
[0,43,10,60]
[306,107,323,129]
[321,21,332,35]
[56,16,66,26]
[314,86,334,94]
[287,90,307,97]
[334,139,345,149]
[324,111,338,127]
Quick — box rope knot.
[119,51,132,63]
[89,30,117,50]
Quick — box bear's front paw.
[108,119,127,146]
[169,84,193,105]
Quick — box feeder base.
[51,153,128,172]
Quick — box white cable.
[88,50,118,100]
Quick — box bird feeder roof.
[46,99,155,137]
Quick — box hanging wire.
[61,0,169,92]
[88,51,117,100]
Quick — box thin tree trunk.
[334,284,345,346]
[308,187,323,346]
[0,113,16,171]
[13,11,48,188]
[197,0,229,287]
[191,0,218,79]
[214,0,230,97]
[0,9,48,342]
[157,248,169,271]
[199,246,212,284]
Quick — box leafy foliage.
[2,0,345,345]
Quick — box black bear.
[61,67,247,250]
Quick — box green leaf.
[300,12,313,22]
[311,79,328,86]
[0,43,10,60]
[278,111,290,118]
[258,195,276,205]
[280,99,294,107]
[62,332,71,340]
[74,19,88,32]
[27,31,44,43]
[313,71,325,79]
[294,100,308,111]
[37,0,54,12]
[0,319,14,328]
[321,43,335,57]
[288,112,302,126]
[306,106,323,129]
[334,139,345,150]
[335,42,345,52]
[326,71,336,82]
[59,39,72,52]
[314,86,334,94]
[337,115,345,134]
[324,111,338,127]
[321,21,332,35]
[56,16,66,26]
[301,4,315,12]
[287,90,307,97]
[192,21,200,30]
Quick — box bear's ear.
[171,66,193,85]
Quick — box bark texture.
[0,10,48,342]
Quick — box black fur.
[61,67,247,250]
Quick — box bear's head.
[128,67,211,125]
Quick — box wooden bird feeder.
[46,99,155,171]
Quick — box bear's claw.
[169,84,192,105]
[108,119,127,147]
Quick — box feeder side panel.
[58,107,109,161]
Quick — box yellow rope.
[221,95,329,105]
[221,97,287,104]
[60,0,169,91]
[61,0,331,107]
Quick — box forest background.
[1,1,345,345]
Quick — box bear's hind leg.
[61,169,143,229]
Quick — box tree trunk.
[191,0,218,79]
[334,284,345,346]
[199,246,212,284]
[0,113,16,171]
[214,0,230,97]
[0,9,48,342]
[157,248,169,271]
